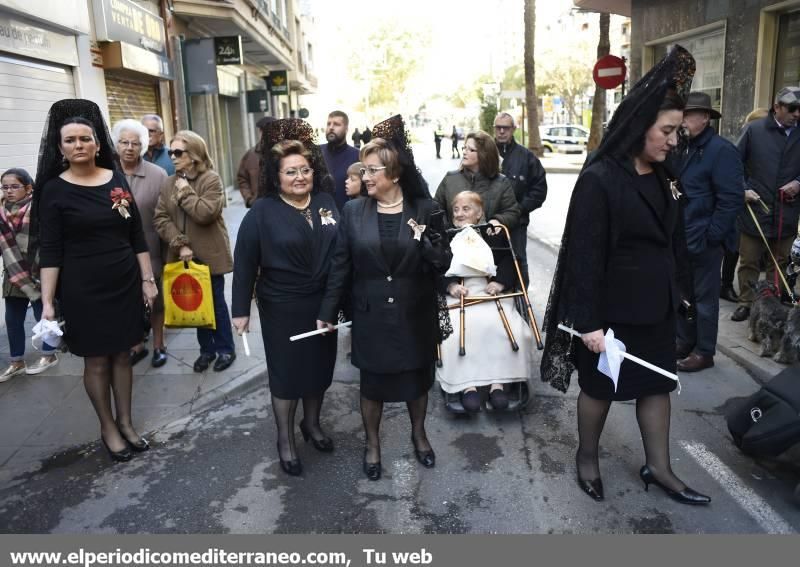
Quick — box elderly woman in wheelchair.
[437,190,534,413]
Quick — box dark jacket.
[555,156,690,333]
[318,197,450,373]
[433,170,520,230]
[675,126,744,254]
[496,138,547,225]
[236,147,260,207]
[144,144,176,176]
[737,112,800,239]
[320,142,360,210]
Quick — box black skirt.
[576,314,677,401]
[360,365,434,402]
[258,292,336,400]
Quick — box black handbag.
[726,366,800,458]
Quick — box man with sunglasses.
[732,86,800,323]
[141,114,176,176]
[493,112,548,288]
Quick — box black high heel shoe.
[639,465,710,505]
[117,421,149,452]
[299,421,334,453]
[577,476,605,501]
[411,437,435,468]
[363,448,381,481]
[101,436,133,463]
[576,455,604,501]
[277,443,302,476]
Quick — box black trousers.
[676,246,723,356]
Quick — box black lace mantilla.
[258,118,334,198]
[540,45,696,394]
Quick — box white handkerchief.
[597,328,626,392]
[32,319,64,351]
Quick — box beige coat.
[125,159,167,275]
[153,169,233,276]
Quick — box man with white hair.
[731,86,800,323]
[141,114,175,176]
[673,92,743,372]
[493,112,547,288]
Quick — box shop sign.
[215,36,243,65]
[267,70,288,95]
[0,14,78,66]
[93,0,166,57]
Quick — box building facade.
[575,0,800,139]
[0,0,106,176]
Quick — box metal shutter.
[0,54,75,178]
[105,72,160,125]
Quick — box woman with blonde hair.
[153,130,236,373]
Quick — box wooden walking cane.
[494,295,519,351]
[459,278,466,356]
[496,223,544,349]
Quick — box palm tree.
[524,0,543,157]
[588,12,610,152]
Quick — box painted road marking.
[681,441,794,534]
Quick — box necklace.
[280,193,311,210]
[377,197,404,208]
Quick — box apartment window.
[652,28,725,114]
[774,10,800,94]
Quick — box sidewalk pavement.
[0,188,783,482]
[0,190,270,482]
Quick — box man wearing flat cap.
[674,92,744,372]
[731,86,800,323]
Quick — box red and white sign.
[593,55,627,90]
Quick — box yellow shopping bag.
[163,260,216,329]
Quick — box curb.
[147,364,268,438]
[542,166,582,175]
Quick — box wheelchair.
[436,222,543,414]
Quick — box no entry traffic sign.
[593,55,627,90]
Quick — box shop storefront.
[92,0,172,125]
[0,7,82,174]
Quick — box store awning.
[573,0,631,16]
[172,0,295,69]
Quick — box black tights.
[83,352,141,453]
[576,391,686,492]
[360,392,432,464]
[272,394,329,460]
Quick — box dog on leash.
[748,280,792,358]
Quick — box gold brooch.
[319,208,336,226]
[407,218,427,241]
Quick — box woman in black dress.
[541,46,710,505]
[34,99,157,462]
[232,119,338,477]
[318,115,450,481]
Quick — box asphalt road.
[1,149,798,534]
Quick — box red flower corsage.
[110,188,132,219]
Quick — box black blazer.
[560,156,690,332]
[318,197,449,373]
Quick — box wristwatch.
[143,276,156,284]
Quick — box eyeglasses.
[461,146,478,153]
[280,166,314,178]
[359,166,387,177]
[494,125,513,132]
[167,149,186,158]
[118,140,142,148]
[1,184,24,191]
[786,104,800,113]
